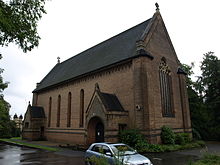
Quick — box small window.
[67,92,72,127]
[79,89,84,127]
[57,95,61,127]
[48,97,52,127]
[24,122,29,128]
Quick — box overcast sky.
[1,0,220,117]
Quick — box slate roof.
[30,106,45,118]
[99,92,124,111]
[34,18,152,92]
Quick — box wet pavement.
[0,141,219,165]
[0,143,84,165]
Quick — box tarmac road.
[0,143,84,165]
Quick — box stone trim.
[46,128,86,131]
[22,130,40,133]
[46,131,85,135]
[140,127,192,132]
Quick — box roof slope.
[30,106,45,118]
[34,18,152,92]
[99,92,124,111]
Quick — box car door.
[101,145,115,165]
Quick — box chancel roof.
[34,17,153,92]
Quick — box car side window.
[101,145,112,155]
[91,145,102,153]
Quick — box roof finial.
[95,83,100,91]
[57,57,60,63]
[155,2,159,11]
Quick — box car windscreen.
[110,144,137,156]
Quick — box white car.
[85,142,153,165]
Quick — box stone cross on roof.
[57,57,60,63]
[155,2,159,11]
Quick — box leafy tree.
[0,0,47,52]
[197,52,220,140]
[0,0,47,137]
[181,63,208,139]
[0,54,12,138]
[199,52,220,120]
[183,52,220,140]
[0,98,13,138]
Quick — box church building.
[22,6,191,145]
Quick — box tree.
[0,0,47,137]
[0,54,13,138]
[0,95,12,138]
[183,52,220,140]
[0,0,46,52]
[181,63,207,139]
[197,52,220,140]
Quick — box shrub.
[134,139,149,153]
[175,133,192,145]
[161,125,175,144]
[175,133,185,145]
[181,133,192,143]
[119,129,145,148]
[147,144,165,152]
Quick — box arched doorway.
[87,117,104,145]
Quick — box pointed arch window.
[159,58,174,117]
[48,97,52,127]
[79,89,84,127]
[67,92,72,127]
[57,95,61,127]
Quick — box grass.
[11,137,22,140]
[137,140,206,153]
[189,154,220,165]
[161,140,206,152]
[0,137,60,152]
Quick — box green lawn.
[137,140,206,153]
[0,138,59,152]
[190,154,220,165]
